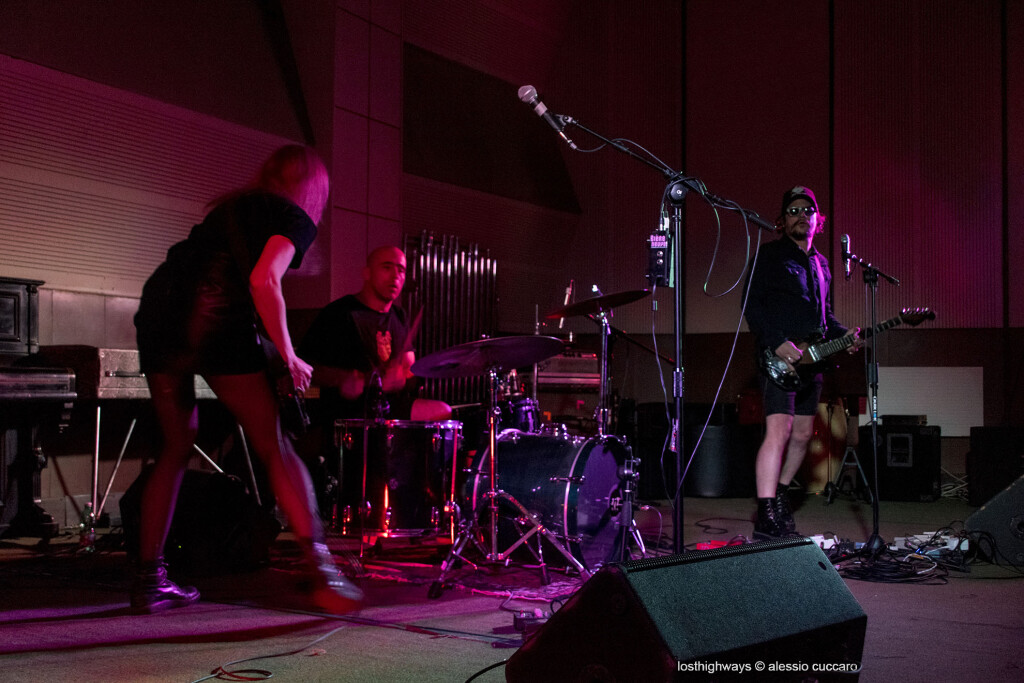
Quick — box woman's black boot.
[300,540,364,614]
[130,559,200,615]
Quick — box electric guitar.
[258,332,311,439]
[760,307,935,391]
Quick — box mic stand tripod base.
[861,532,887,559]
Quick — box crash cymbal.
[545,289,651,319]
[411,336,565,379]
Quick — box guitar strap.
[220,202,262,341]
[810,251,828,330]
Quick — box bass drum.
[463,430,628,570]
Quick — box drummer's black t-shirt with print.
[299,294,416,419]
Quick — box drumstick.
[399,307,423,357]
[378,307,422,377]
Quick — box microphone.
[840,234,851,280]
[517,85,577,149]
[558,279,574,330]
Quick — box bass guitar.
[760,307,935,391]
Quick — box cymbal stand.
[580,296,648,561]
[429,367,591,598]
[594,308,612,436]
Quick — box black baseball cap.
[780,185,819,216]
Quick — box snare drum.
[335,419,461,536]
[463,429,628,570]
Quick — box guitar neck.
[809,315,904,361]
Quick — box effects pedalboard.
[890,533,970,554]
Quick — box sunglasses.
[785,206,817,217]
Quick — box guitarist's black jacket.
[743,235,847,355]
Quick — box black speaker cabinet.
[967,427,1024,507]
[965,474,1024,566]
[506,539,867,682]
[120,468,280,575]
[682,423,758,498]
[857,425,941,502]
[632,403,757,500]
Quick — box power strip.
[891,533,969,552]
[808,535,837,550]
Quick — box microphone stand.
[558,115,776,553]
[844,246,900,557]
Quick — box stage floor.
[0,494,1021,682]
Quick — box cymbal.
[545,289,651,319]
[411,336,564,379]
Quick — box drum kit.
[331,289,651,593]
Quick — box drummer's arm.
[380,351,415,393]
[311,364,366,400]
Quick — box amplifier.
[858,425,941,502]
[30,346,214,399]
[536,352,600,392]
[967,427,1024,506]
[881,414,928,426]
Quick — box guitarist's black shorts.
[136,251,265,377]
[760,372,823,417]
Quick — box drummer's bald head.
[360,245,407,310]
[367,245,405,267]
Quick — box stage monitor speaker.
[965,474,1024,566]
[967,427,1024,507]
[120,468,280,576]
[858,425,941,502]
[505,539,866,682]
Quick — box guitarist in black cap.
[743,185,860,539]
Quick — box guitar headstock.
[899,307,936,326]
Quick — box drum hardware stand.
[610,444,647,563]
[592,286,612,436]
[428,367,591,599]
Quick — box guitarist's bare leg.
[756,414,794,498]
[132,372,201,614]
[754,381,820,539]
[204,372,319,538]
[779,414,815,488]
[204,372,363,613]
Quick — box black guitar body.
[760,347,813,392]
[758,308,935,392]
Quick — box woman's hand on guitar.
[286,354,314,393]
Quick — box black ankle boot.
[753,498,787,540]
[300,540,364,614]
[775,484,798,535]
[130,559,200,615]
